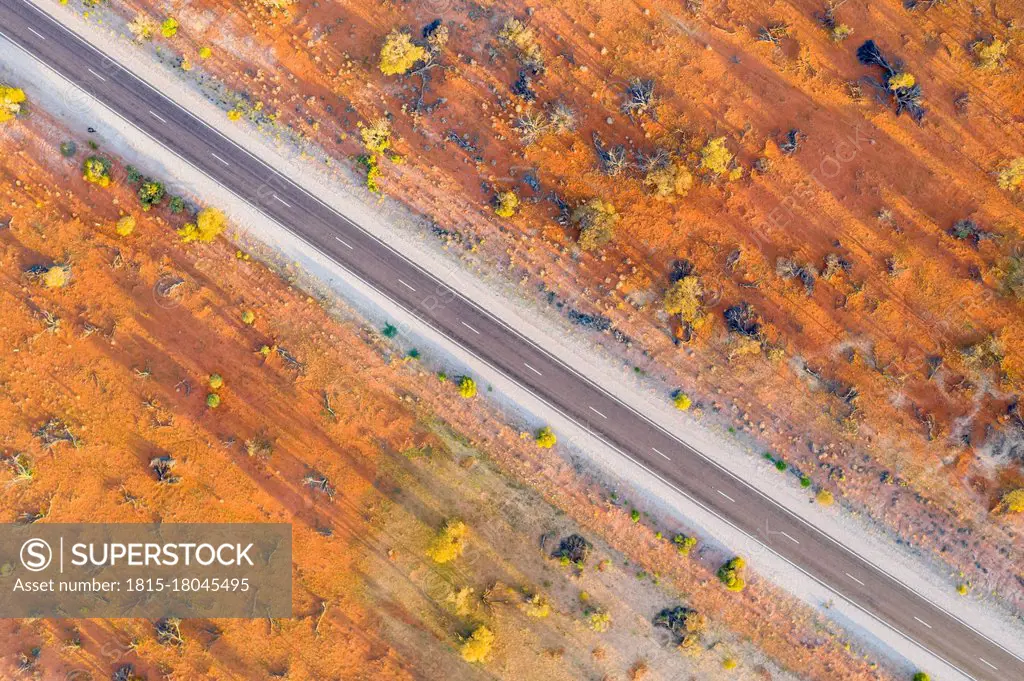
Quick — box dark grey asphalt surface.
[1,1,1021,678]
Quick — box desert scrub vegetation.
[622,78,658,122]
[457,376,477,398]
[498,18,544,72]
[572,198,619,251]
[0,84,26,124]
[698,137,743,181]
[995,157,1024,192]
[426,519,467,563]
[357,118,396,194]
[82,156,113,187]
[672,391,693,411]
[717,556,747,592]
[177,206,226,243]
[995,488,1024,514]
[115,215,136,237]
[136,179,166,210]
[551,533,592,568]
[971,37,1009,70]
[586,608,612,632]
[856,40,925,122]
[817,1,853,42]
[379,30,425,75]
[654,606,708,656]
[995,254,1024,299]
[534,426,557,448]
[459,625,494,663]
[664,275,706,332]
[673,533,697,555]
[641,150,693,198]
[493,190,519,218]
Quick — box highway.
[1,0,1021,678]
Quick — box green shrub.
[673,534,697,555]
[535,426,556,448]
[208,374,224,390]
[457,376,477,398]
[206,393,221,408]
[137,179,165,209]
[382,323,397,338]
[426,519,467,564]
[717,557,746,592]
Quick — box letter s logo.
[20,538,52,572]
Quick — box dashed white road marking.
[651,447,670,461]
[979,658,998,671]
[210,152,230,166]
[716,489,736,503]
[523,362,542,376]
[779,531,800,545]
[272,194,291,208]
[333,236,353,249]
[460,321,480,335]
[86,67,106,81]
[148,110,166,123]
[914,617,933,630]
[27,27,45,39]
[398,279,416,292]
[588,406,607,419]
[845,572,866,587]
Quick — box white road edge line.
[779,531,800,545]
[210,152,230,166]
[333,236,353,250]
[27,26,44,39]
[460,321,480,335]
[979,658,998,670]
[523,362,542,376]
[588,406,607,419]
[914,617,933,630]
[272,194,291,208]
[9,12,1016,676]
[86,67,105,81]
[845,572,866,587]
[651,447,670,461]
[716,489,736,503]
[398,279,415,292]
[148,110,166,123]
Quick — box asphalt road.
[2,1,1021,678]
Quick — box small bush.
[382,323,398,338]
[457,376,477,398]
[995,157,1024,192]
[0,84,26,125]
[523,593,550,618]
[208,374,224,390]
[535,426,557,448]
[115,215,136,237]
[459,625,494,662]
[717,556,746,592]
[199,46,212,59]
[42,265,70,289]
[664,276,705,327]
[493,190,520,218]
[971,38,1008,70]
[82,156,113,187]
[699,137,743,180]
[722,657,738,670]
[572,198,619,251]
[168,196,185,213]
[137,179,165,209]
[586,609,611,632]
[499,18,544,71]
[774,459,787,472]
[360,118,392,154]
[161,17,178,38]
[177,206,226,243]
[997,488,1024,514]
[426,519,467,564]
[816,489,835,506]
[126,165,142,183]
[912,673,930,681]
[552,534,592,564]
[241,310,255,325]
[206,393,221,408]
[630,508,641,523]
[672,392,692,411]
[379,30,425,75]
[673,534,697,555]
[800,476,812,488]
[59,141,77,157]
